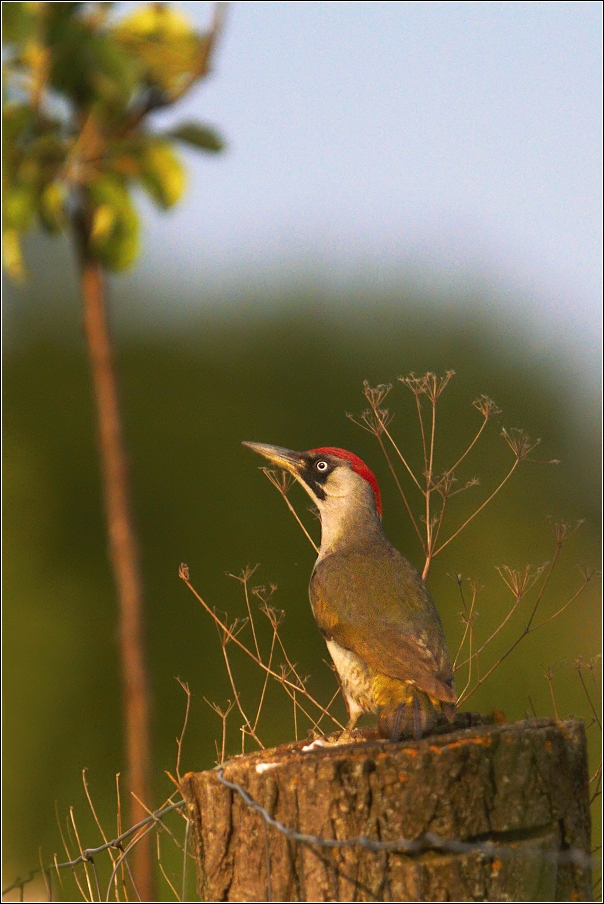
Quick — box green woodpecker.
[243,442,456,741]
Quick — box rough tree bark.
[182,718,592,902]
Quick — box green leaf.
[38,182,67,234]
[168,122,224,153]
[3,185,37,231]
[113,4,207,97]
[87,176,140,271]
[90,203,117,244]
[138,140,186,209]
[46,8,139,110]
[2,229,26,281]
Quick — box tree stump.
[181,718,592,902]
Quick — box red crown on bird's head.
[309,447,382,516]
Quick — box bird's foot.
[300,727,371,749]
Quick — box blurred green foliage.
[2,242,601,890]
[2,1,224,278]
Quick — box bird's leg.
[334,695,364,743]
[413,695,422,741]
[346,712,361,732]
[389,702,406,743]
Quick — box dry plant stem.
[313,687,344,733]
[53,852,64,892]
[273,481,319,552]
[381,424,423,491]
[423,396,437,573]
[252,628,278,732]
[220,636,265,749]
[428,395,437,482]
[273,629,312,699]
[78,240,152,900]
[156,832,180,901]
[376,433,425,550]
[457,611,476,701]
[175,678,192,783]
[90,859,103,903]
[577,667,601,730]
[182,817,191,903]
[118,847,140,903]
[277,672,334,736]
[116,773,128,900]
[545,669,560,721]
[48,795,188,887]
[460,570,594,705]
[455,565,545,673]
[447,413,490,474]
[39,848,52,901]
[55,803,83,899]
[269,623,344,734]
[220,702,235,763]
[181,570,344,729]
[434,457,520,557]
[525,538,564,631]
[449,574,476,671]
[82,769,121,901]
[430,493,448,555]
[204,699,235,764]
[414,392,428,469]
[531,575,594,631]
[131,791,185,856]
[242,573,262,658]
[590,763,602,802]
[453,582,478,669]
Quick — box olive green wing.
[330,620,456,703]
[310,557,456,704]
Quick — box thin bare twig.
[180,566,344,729]
[175,678,192,783]
[455,565,547,674]
[156,830,180,901]
[82,769,120,901]
[376,433,425,549]
[544,667,559,721]
[434,457,520,557]
[219,624,265,750]
[452,577,481,670]
[241,567,262,659]
[531,569,597,631]
[262,469,319,552]
[204,698,236,765]
[181,816,191,903]
[253,622,279,732]
[576,660,602,730]
[460,570,594,705]
[447,412,489,475]
[381,423,424,493]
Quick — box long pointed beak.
[242,441,305,475]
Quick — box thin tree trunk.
[78,234,153,901]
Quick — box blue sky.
[118,2,601,364]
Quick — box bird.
[243,442,456,741]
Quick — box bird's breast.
[325,639,378,713]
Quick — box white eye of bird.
[315,460,329,472]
